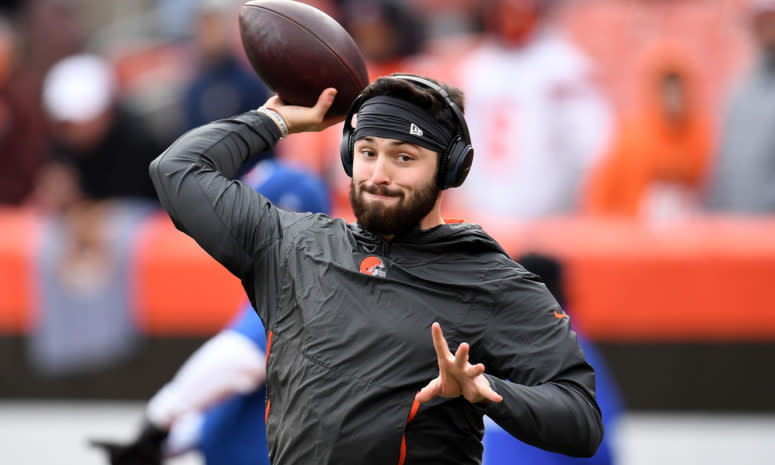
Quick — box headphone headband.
[340,75,474,189]
[388,74,471,145]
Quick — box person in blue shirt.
[92,159,330,465]
[180,0,277,178]
[175,305,270,465]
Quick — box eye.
[397,154,413,162]
[360,149,375,158]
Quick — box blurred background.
[1,0,775,463]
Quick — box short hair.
[357,73,466,137]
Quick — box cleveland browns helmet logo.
[359,256,387,277]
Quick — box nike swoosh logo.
[554,310,567,319]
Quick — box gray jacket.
[149,111,603,464]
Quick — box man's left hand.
[415,322,503,405]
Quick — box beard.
[350,178,440,236]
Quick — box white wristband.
[256,106,289,139]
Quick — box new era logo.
[409,123,423,136]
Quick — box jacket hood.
[631,40,706,131]
[349,220,509,257]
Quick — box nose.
[368,154,392,185]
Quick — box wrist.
[256,106,289,139]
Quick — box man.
[149,74,603,464]
[706,0,775,213]
[29,54,161,375]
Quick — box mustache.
[361,183,403,198]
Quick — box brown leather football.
[239,0,369,115]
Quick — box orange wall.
[2,209,774,341]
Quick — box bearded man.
[149,74,603,465]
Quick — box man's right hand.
[264,88,343,135]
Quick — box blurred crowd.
[1,0,774,220]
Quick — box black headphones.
[339,74,474,190]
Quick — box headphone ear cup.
[441,139,474,189]
[340,129,354,177]
[340,97,362,177]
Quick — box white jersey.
[452,33,612,218]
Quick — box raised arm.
[149,89,340,277]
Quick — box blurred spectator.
[33,53,160,211]
[339,0,426,79]
[482,252,623,465]
[181,0,269,129]
[92,159,331,465]
[585,42,713,220]
[29,53,161,376]
[407,0,479,40]
[15,0,83,78]
[0,0,83,205]
[706,0,775,214]
[178,0,275,176]
[450,0,613,219]
[0,14,45,205]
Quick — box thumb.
[415,377,440,404]
[313,88,338,115]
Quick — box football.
[239,0,369,115]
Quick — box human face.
[489,0,540,48]
[660,73,687,123]
[349,136,441,237]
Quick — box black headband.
[352,96,455,154]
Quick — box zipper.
[380,237,391,258]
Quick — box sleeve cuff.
[234,111,284,145]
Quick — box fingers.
[432,322,474,373]
[466,362,485,377]
[481,386,504,403]
[313,88,338,115]
[430,322,452,361]
[415,377,440,404]
[263,95,285,110]
[473,370,503,403]
[425,322,501,404]
[454,342,469,368]
[433,323,471,369]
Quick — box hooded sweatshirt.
[149,110,603,465]
[585,42,713,217]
